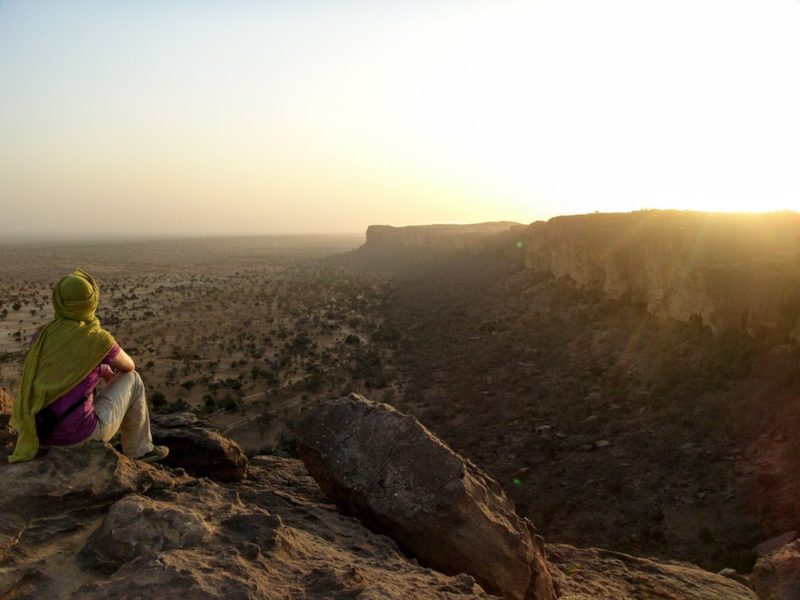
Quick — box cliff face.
[353,212,800,334]
[336,222,523,275]
[515,212,800,334]
[365,222,522,251]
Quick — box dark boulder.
[151,412,248,482]
[296,393,556,600]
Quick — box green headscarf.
[9,269,115,463]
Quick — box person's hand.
[100,364,116,383]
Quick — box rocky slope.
[0,397,765,599]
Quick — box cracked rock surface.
[296,393,557,600]
[0,442,491,599]
[0,397,765,599]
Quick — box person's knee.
[108,370,143,399]
[114,369,142,385]
[129,370,146,399]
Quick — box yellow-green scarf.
[9,269,115,463]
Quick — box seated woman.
[8,269,168,464]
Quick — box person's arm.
[109,347,135,372]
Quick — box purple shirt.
[39,343,121,446]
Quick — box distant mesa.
[334,221,523,274]
[365,221,523,249]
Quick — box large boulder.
[547,544,758,600]
[151,412,248,482]
[749,539,800,600]
[296,393,557,600]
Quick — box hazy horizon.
[3,0,800,238]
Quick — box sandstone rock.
[756,531,799,557]
[0,416,761,600]
[2,434,491,599]
[80,493,216,574]
[515,211,800,334]
[0,568,50,600]
[78,455,493,600]
[547,543,758,599]
[296,393,556,600]
[77,552,270,599]
[0,441,178,519]
[0,442,184,593]
[749,539,800,600]
[151,412,248,482]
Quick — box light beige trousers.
[89,370,154,458]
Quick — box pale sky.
[1,0,800,238]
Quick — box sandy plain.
[0,235,397,456]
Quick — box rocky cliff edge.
[0,396,770,599]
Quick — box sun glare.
[372,0,800,219]
[1,0,800,235]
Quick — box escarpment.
[336,222,523,274]
[351,211,800,336]
[365,222,522,250]
[514,211,800,335]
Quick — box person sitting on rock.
[8,268,168,464]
